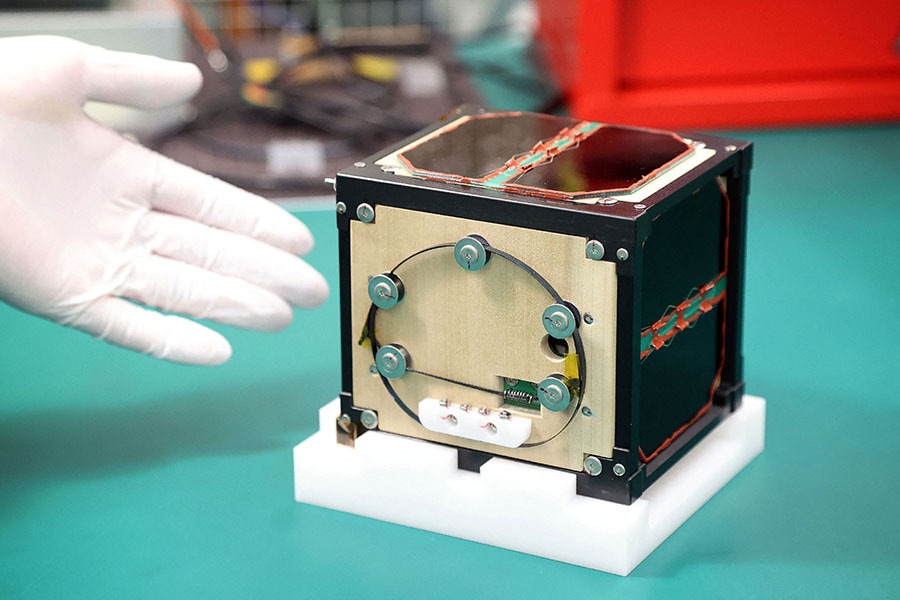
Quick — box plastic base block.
[294,396,765,576]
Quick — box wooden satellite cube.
[334,107,751,505]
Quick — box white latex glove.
[0,36,329,365]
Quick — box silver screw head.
[724,145,737,152]
[367,273,404,309]
[354,161,366,167]
[357,203,375,223]
[581,406,594,417]
[583,456,603,476]
[368,364,378,375]
[585,239,605,260]
[360,410,379,429]
[454,235,490,271]
[542,303,577,339]
[616,248,630,261]
[375,344,409,379]
[336,201,346,214]
[613,463,626,477]
[538,374,572,412]
[583,313,594,325]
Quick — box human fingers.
[137,210,329,308]
[144,151,315,256]
[83,44,203,109]
[66,296,233,365]
[117,254,297,332]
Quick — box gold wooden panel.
[350,206,617,470]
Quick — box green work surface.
[2,124,899,598]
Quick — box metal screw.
[336,201,346,214]
[616,248,630,261]
[634,204,646,211]
[478,407,491,416]
[583,456,603,476]
[542,303,577,339]
[538,375,572,412]
[583,313,594,325]
[613,463,626,477]
[375,344,409,379]
[357,203,375,223]
[454,235,490,271]
[581,406,594,417]
[547,310,569,333]
[354,161,366,167]
[368,364,378,375]
[585,240,605,260]
[367,273,404,309]
[724,145,737,152]
[445,414,458,426]
[598,197,618,206]
[483,423,498,434]
[360,410,379,429]
[338,414,352,432]
[459,404,471,413]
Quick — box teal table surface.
[2,124,899,598]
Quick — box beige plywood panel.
[350,206,617,471]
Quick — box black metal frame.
[334,107,752,505]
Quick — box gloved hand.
[0,36,328,365]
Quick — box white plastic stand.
[294,396,765,576]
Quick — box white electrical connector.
[418,398,532,448]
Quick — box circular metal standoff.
[353,161,366,167]
[537,374,573,412]
[613,463,626,477]
[616,248,630,261]
[585,240,605,260]
[360,410,379,430]
[375,344,410,379]
[583,456,603,477]
[542,302,579,339]
[357,203,375,223]
[454,235,491,271]
[367,273,405,309]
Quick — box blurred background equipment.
[152,0,487,196]
[4,0,897,196]
[536,0,900,129]
[0,0,187,136]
